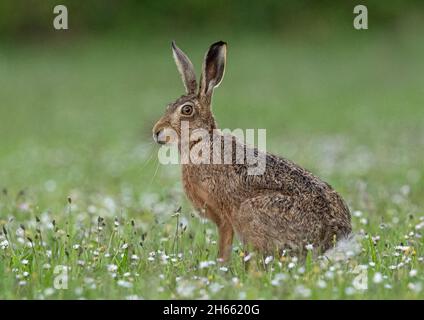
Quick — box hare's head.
[153,41,227,145]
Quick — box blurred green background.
[1,0,424,300]
[0,0,423,209]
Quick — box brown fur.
[152,41,351,261]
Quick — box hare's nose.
[153,129,166,145]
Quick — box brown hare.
[152,41,351,261]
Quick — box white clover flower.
[325,270,334,279]
[317,279,327,289]
[74,287,83,296]
[345,287,356,295]
[395,245,410,252]
[219,267,228,272]
[243,254,252,262]
[305,244,314,251]
[288,262,296,269]
[121,243,129,250]
[415,222,424,230]
[400,185,410,196]
[373,272,383,284]
[16,228,25,237]
[199,260,215,269]
[72,244,80,250]
[353,210,363,217]
[0,240,9,249]
[21,259,29,265]
[44,288,55,296]
[43,263,51,270]
[18,280,27,286]
[117,280,133,288]
[209,283,223,293]
[131,254,139,261]
[264,256,273,265]
[147,256,155,261]
[409,269,418,277]
[384,284,392,289]
[294,285,311,298]
[107,264,118,272]
[271,273,288,286]
[84,277,95,284]
[176,281,196,298]
[22,271,29,277]
[408,282,422,293]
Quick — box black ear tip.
[171,40,177,49]
[212,41,227,47]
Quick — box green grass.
[0,28,424,299]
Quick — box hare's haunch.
[153,41,351,261]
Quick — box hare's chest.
[181,166,221,215]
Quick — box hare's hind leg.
[232,193,310,254]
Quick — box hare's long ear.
[199,41,227,102]
[171,41,197,94]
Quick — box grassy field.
[0,28,423,299]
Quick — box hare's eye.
[181,104,193,116]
